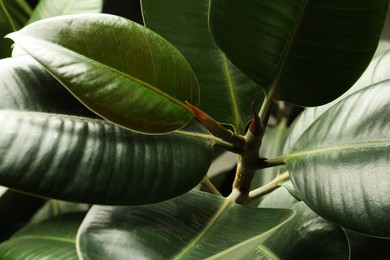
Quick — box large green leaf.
[28,0,103,24]
[209,0,388,106]
[283,50,390,154]
[0,110,214,205]
[286,82,390,237]
[0,55,96,117]
[77,190,293,259]
[347,230,390,259]
[141,0,263,133]
[0,213,84,259]
[251,187,350,259]
[0,0,31,58]
[7,14,199,134]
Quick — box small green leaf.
[252,188,350,259]
[142,0,263,133]
[0,213,84,260]
[286,82,390,237]
[28,0,103,24]
[209,0,388,106]
[77,190,293,259]
[0,110,214,205]
[7,14,199,134]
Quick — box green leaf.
[0,55,96,117]
[0,110,214,205]
[0,0,31,58]
[28,0,103,24]
[0,213,84,260]
[77,190,294,259]
[286,82,390,237]
[283,50,390,155]
[141,0,263,133]
[7,14,199,134]
[347,230,390,259]
[209,0,388,106]
[252,188,350,259]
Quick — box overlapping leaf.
[283,50,390,154]
[142,0,263,133]
[251,188,350,259]
[286,82,390,237]
[77,190,293,259]
[209,0,388,106]
[0,110,214,205]
[0,213,84,259]
[7,14,199,133]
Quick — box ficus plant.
[0,0,390,259]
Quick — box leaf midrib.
[287,140,390,161]
[173,199,233,259]
[9,32,194,115]
[11,235,75,244]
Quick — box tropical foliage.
[1,0,390,259]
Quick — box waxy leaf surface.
[7,14,199,133]
[77,190,293,259]
[287,82,390,237]
[209,0,387,106]
[0,110,214,205]
[142,0,263,133]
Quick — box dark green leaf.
[0,0,31,58]
[252,188,350,260]
[7,14,199,133]
[77,190,293,259]
[0,213,84,260]
[28,0,103,24]
[283,50,390,155]
[142,0,263,133]
[209,0,387,106]
[0,110,214,205]
[0,55,96,117]
[286,82,390,237]
[347,230,390,260]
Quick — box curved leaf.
[77,190,293,259]
[209,0,388,106]
[7,14,199,134]
[0,213,84,260]
[0,110,214,205]
[347,230,390,259]
[0,55,96,117]
[286,82,390,237]
[253,188,350,259]
[28,0,103,24]
[283,50,390,155]
[141,0,263,133]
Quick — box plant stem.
[248,172,290,201]
[258,156,287,169]
[186,102,246,149]
[201,177,222,196]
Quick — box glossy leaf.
[28,0,103,24]
[0,213,84,259]
[142,0,263,133]
[0,110,214,205]
[0,0,31,58]
[283,50,390,155]
[209,0,388,106]
[286,82,390,237]
[0,55,96,117]
[252,188,350,259]
[7,14,199,134]
[77,190,294,259]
